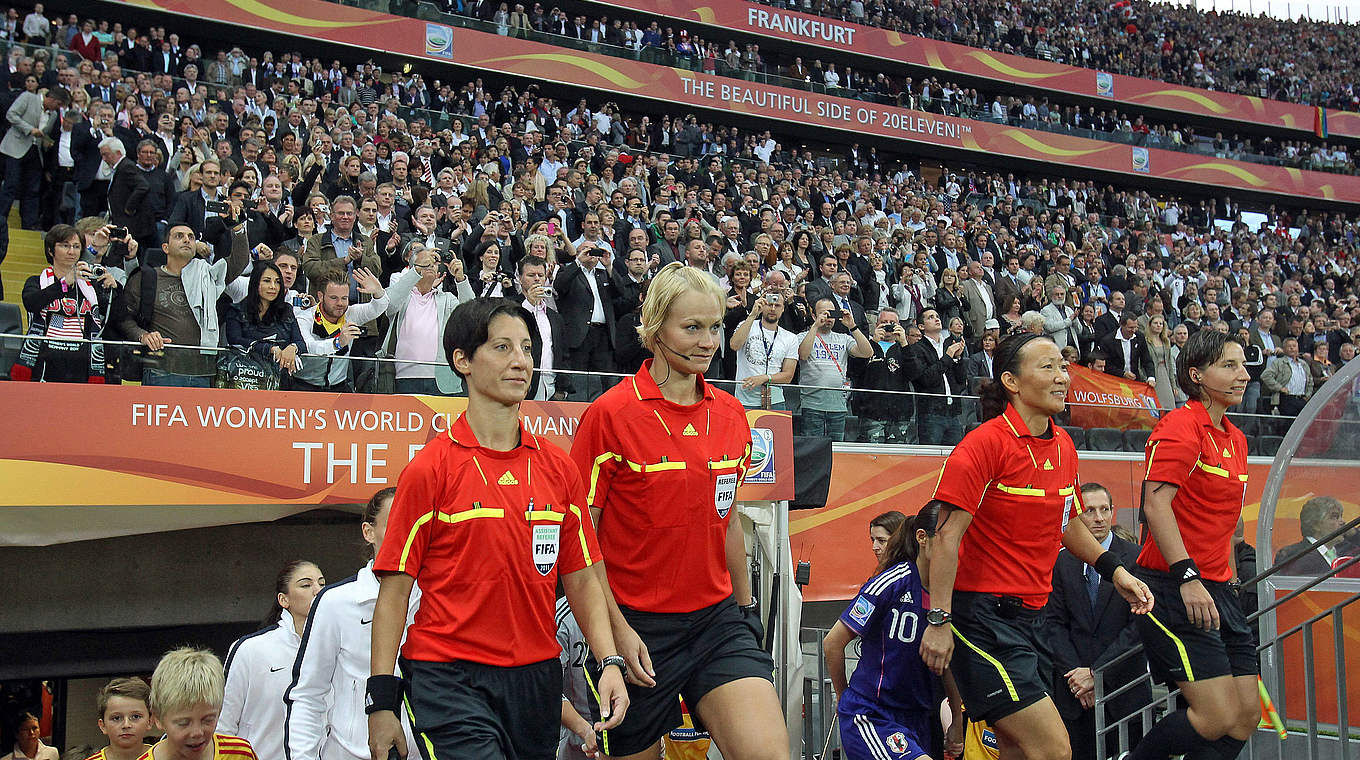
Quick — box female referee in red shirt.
[572,262,786,760]
[366,298,628,760]
[919,332,1153,760]
[1128,329,1257,760]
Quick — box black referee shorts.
[401,657,561,760]
[585,596,774,757]
[948,591,1053,724]
[1132,568,1258,684]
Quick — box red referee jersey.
[1138,400,1248,582]
[932,405,1084,609]
[572,360,753,613]
[374,414,601,666]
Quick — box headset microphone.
[1193,374,1237,398]
[657,340,693,362]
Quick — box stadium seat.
[0,303,20,379]
[1256,436,1284,457]
[1123,429,1152,453]
[1087,428,1124,451]
[1060,426,1087,450]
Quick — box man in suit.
[804,253,839,312]
[905,307,969,445]
[1094,290,1127,341]
[0,86,67,232]
[553,240,616,401]
[518,255,568,401]
[101,137,152,261]
[1274,496,1355,575]
[648,217,684,267]
[1261,337,1315,416]
[1041,284,1081,350]
[1046,483,1151,760]
[994,254,1024,308]
[825,270,868,334]
[131,138,175,250]
[1098,314,1154,382]
[960,260,996,342]
[167,159,226,237]
[71,101,113,218]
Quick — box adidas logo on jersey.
[498,471,519,486]
[683,423,699,436]
[1042,459,1054,470]
[1222,447,1231,458]
[900,591,914,604]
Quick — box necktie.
[1085,565,1100,612]
[421,158,434,186]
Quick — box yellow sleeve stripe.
[707,457,745,469]
[1194,460,1231,479]
[439,507,504,524]
[1145,440,1159,477]
[525,510,565,522]
[568,503,593,566]
[994,483,1046,497]
[398,511,436,573]
[624,459,687,472]
[587,451,621,506]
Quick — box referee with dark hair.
[1128,329,1257,760]
[920,333,1153,760]
[366,298,628,760]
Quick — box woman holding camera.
[224,260,308,378]
[12,224,117,383]
[469,240,514,297]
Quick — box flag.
[1315,106,1328,139]
[1258,677,1286,739]
[1066,362,1160,430]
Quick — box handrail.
[0,332,1318,425]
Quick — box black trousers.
[565,323,616,401]
[1279,394,1307,417]
[0,145,44,229]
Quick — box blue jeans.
[395,377,444,396]
[919,413,964,445]
[802,409,847,441]
[143,369,211,387]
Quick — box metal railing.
[1092,517,1360,759]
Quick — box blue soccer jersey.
[839,560,934,714]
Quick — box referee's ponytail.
[979,332,1051,421]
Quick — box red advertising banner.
[120,0,1360,204]
[593,0,1360,140]
[1066,362,1160,430]
[0,384,792,528]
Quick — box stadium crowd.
[741,0,1360,111]
[4,3,1360,447]
[420,0,1357,176]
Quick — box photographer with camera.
[12,224,118,383]
[469,240,517,298]
[290,266,390,392]
[377,242,475,396]
[730,290,799,410]
[798,298,874,440]
[554,239,617,401]
[854,308,916,443]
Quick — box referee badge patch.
[714,472,737,518]
[532,524,560,575]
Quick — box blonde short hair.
[637,262,725,353]
[148,647,225,718]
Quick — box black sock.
[1128,709,1208,760]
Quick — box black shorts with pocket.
[948,591,1054,724]
[1132,567,1258,684]
[584,596,774,757]
[402,657,561,760]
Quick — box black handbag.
[214,342,282,391]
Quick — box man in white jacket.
[290,267,389,391]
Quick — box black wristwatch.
[926,608,952,626]
[599,654,628,679]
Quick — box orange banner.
[0,385,792,539]
[1066,362,1160,430]
[591,0,1360,139]
[118,0,1360,204]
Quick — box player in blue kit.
[825,503,958,760]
